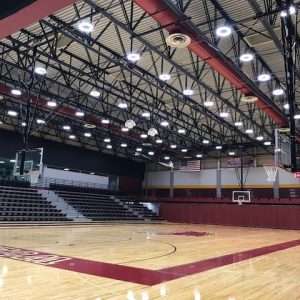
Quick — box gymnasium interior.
[0,0,300,299]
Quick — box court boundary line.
[1,238,300,285]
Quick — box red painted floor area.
[1,239,300,286]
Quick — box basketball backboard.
[275,129,292,169]
[232,191,251,205]
[13,148,43,183]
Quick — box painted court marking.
[1,239,300,286]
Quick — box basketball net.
[263,164,278,182]
[29,171,40,184]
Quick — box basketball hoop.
[29,171,40,185]
[263,164,278,182]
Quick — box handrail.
[33,176,112,190]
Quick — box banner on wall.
[294,172,300,179]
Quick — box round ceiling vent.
[241,96,258,103]
[148,128,158,137]
[125,119,136,129]
[84,123,96,129]
[166,33,191,48]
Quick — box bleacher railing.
[32,176,111,190]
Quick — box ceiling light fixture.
[256,136,264,141]
[121,127,129,132]
[127,53,140,62]
[63,125,71,131]
[140,134,147,139]
[178,129,185,134]
[148,151,154,156]
[142,112,150,117]
[101,119,110,124]
[272,89,284,96]
[136,148,142,152]
[264,141,271,146]
[36,119,45,124]
[245,129,253,134]
[289,5,296,15]
[47,101,57,107]
[204,101,214,107]
[11,89,22,96]
[160,121,169,127]
[203,139,209,144]
[240,53,254,62]
[84,123,96,129]
[196,154,203,158]
[216,26,232,37]
[234,121,243,126]
[228,151,235,155]
[121,143,127,147]
[34,66,47,75]
[159,74,171,81]
[181,149,188,153]
[75,111,84,117]
[104,138,111,143]
[183,89,194,96]
[69,135,76,139]
[156,139,163,144]
[78,21,94,33]
[118,102,127,109]
[7,110,18,116]
[84,132,91,137]
[164,156,170,160]
[216,145,222,150]
[170,144,177,149]
[106,145,112,149]
[294,114,300,119]
[220,112,229,118]
[258,74,271,82]
[89,90,101,97]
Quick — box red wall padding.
[160,203,300,229]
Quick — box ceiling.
[0,0,299,163]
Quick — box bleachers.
[116,195,164,221]
[50,183,122,196]
[0,186,70,222]
[0,179,30,188]
[53,190,141,221]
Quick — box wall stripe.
[146,184,300,189]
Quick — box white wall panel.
[43,166,109,186]
[146,167,300,187]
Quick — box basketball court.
[1,223,300,299]
[0,0,300,299]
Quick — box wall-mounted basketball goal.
[263,128,292,183]
[232,191,251,205]
[13,148,43,185]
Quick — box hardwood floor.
[0,223,300,299]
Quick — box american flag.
[179,160,201,172]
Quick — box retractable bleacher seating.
[53,190,141,221]
[0,186,70,222]
[115,195,164,221]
